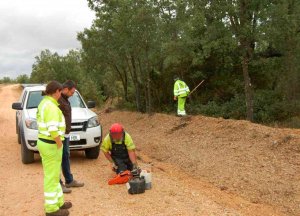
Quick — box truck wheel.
[16,117,21,144]
[17,130,21,144]
[16,116,18,133]
[20,128,34,164]
[85,145,100,159]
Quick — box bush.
[189,90,300,127]
[189,94,246,120]
[281,117,300,128]
[77,76,104,106]
[16,74,30,84]
[253,90,300,123]
[116,100,137,111]
[0,77,14,84]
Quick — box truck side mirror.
[12,102,23,110]
[87,101,96,109]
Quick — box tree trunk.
[145,49,152,114]
[228,0,256,122]
[137,57,147,112]
[146,73,151,113]
[129,55,142,112]
[121,67,129,101]
[241,55,254,122]
[113,64,128,101]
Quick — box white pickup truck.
[12,85,102,164]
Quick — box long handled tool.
[189,80,205,96]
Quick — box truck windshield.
[26,91,86,109]
[26,91,43,109]
[69,92,86,108]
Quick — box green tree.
[205,0,273,122]
[30,49,103,105]
[28,0,300,126]
[31,49,61,83]
[0,77,13,84]
[16,74,30,84]
[82,0,165,112]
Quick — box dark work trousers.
[60,137,73,184]
[113,157,133,174]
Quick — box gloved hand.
[131,164,141,177]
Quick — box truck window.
[21,91,28,106]
[69,92,85,108]
[25,90,85,109]
[26,91,44,109]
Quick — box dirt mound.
[0,85,294,215]
[98,110,300,216]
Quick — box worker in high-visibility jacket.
[37,81,72,216]
[101,123,139,185]
[173,76,190,116]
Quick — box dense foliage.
[28,0,300,126]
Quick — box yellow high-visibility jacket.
[174,80,190,97]
[37,96,66,141]
[101,133,135,153]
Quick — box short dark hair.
[63,80,76,90]
[43,81,63,96]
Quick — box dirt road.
[0,85,286,215]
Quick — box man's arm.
[174,81,179,100]
[45,105,63,149]
[128,150,137,165]
[125,133,138,167]
[102,151,118,171]
[101,135,112,162]
[101,135,118,170]
[102,151,114,163]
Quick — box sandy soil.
[0,85,292,216]
[97,110,300,216]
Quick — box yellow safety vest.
[174,80,190,97]
[37,96,66,141]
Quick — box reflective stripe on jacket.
[100,133,135,153]
[174,80,190,97]
[37,96,66,141]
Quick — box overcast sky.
[0,0,95,78]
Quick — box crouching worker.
[101,123,139,185]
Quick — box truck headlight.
[25,119,38,130]
[87,116,99,128]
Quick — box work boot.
[45,209,69,216]
[60,201,72,210]
[61,183,72,193]
[65,180,84,188]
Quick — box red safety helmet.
[109,123,124,140]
